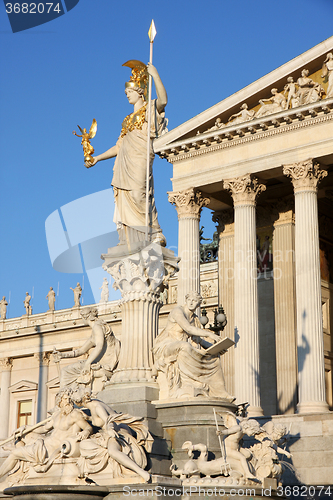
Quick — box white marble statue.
[255,89,287,118]
[0,388,152,485]
[99,277,109,303]
[173,412,291,485]
[322,52,333,98]
[296,69,324,105]
[152,291,234,400]
[24,292,32,316]
[85,61,168,246]
[228,104,255,125]
[205,117,225,132]
[216,412,261,480]
[249,421,292,483]
[46,287,56,311]
[284,77,298,109]
[53,308,120,389]
[0,296,8,320]
[70,282,82,307]
[72,389,151,482]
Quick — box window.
[17,400,32,428]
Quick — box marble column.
[224,174,266,417]
[0,357,13,439]
[272,202,298,414]
[168,188,210,305]
[34,352,50,422]
[283,159,329,413]
[102,243,178,383]
[213,209,235,395]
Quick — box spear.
[145,19,157,242]
[213,408,230,476]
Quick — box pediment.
[154,36,333,155]
[9,380,38,393]
[46,376,60,389]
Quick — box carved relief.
[170,286,177,304]
[200,280,218,298]
[168,188,210,219]
[198,57,332,136]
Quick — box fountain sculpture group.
[0,60,293,499]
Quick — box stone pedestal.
[224,175,265,417]
[283,160,329,414]
[155,399,237,470]
[272,203,298,414]
[168,189,209,305]
[102,242,178,384]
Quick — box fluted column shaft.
[34,352,50,422]
[103,244,179,384]
[168,189,209,305]
[213,210,235,394]
[112,291,161,383]
[0,358,13,439]
[224,175,265,416]
[273,207,298,414]
[283,159,329,413]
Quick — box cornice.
[158,99,333,163]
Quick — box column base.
[246,405,264,417]
[296,400,330,414]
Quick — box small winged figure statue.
[73,119,97,164]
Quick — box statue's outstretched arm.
[74,339,95,357]
[85,140,121,168]
[147,63,167,113]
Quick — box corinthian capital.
[223,174,266,206]
[34,352,51,366]
[0,357,13,370]
[168,188,210,219]
[283,159,328,193]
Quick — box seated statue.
[53,308,120,390]
[255,88,287,118]
[152,291,234,400]
[296,69,324,106]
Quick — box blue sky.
[1,0,333,318]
